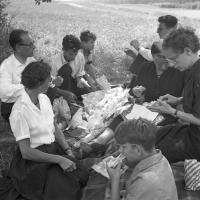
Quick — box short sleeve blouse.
[9,90,55,148]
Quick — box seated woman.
[148,28,200,163]
[129,41,185,125]
[0,61,88,200]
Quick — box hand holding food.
[132,85,146,98]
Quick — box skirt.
[156,124,200,163]
[0,142,89,200]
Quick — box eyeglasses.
[17,42,35,48]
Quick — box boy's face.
[82,39,95,51]
[63,49,78,62]
[163,47,193,71]
[119,143,142,168]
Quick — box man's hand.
[124,48,137,58]
[130,39,140,51]
[106,161,122,181]
[147,99,175,115]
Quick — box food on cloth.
[70,87,131,144]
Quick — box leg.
[156,125,189,163]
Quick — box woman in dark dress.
[129,41,185,125]
[149,28,200,163]
[0,61,88,200]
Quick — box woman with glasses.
[149,28,200,163]
[129,41,185,125]
[0,61,88,200]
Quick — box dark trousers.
[1,102,14,122]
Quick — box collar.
[12,54,31,67]
[130,150,163,179]
[11,54,23,67]
[187,58,200,78]
[61,53,68,65]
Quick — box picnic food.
[70,87,131,143]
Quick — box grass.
[0,0,200,171]
[92,0,200,9]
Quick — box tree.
[0,0,11,63]
[35,0,52,5]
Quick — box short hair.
[80,30,96,42]
[163,28,200,53]
[151,41,162,55]
[62,35,81,52]
[9,29,28,50]
[115,118,157,152]
[158,15,178,29]
[21,61,51,89]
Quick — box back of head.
[80,30,96,42]
[62,35,81,51]
[163,27,200,53]
[115,118,157,152]
[158,15,178,29]
[21,61,51,90]
[9,29,28,50]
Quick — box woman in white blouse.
[0,61,88,200]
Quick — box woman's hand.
[52,76,63,87]
[106,162,122,181]
[159,94,180,105]
[58,156,76,172]
[148,100,175,115]
[132,86,146,98]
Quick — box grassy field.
[94,0,200,9]
[0,0,200,171]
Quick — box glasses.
[17,42,35,48]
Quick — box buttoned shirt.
[126,150,178,200]
[0,54,35,103]
[51,51,85,78]
[9,90,55,148]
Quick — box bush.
[0,0,12,63]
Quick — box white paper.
[125,104,158,122]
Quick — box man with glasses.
[0,29,36,122]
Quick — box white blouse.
[9,90,55,148]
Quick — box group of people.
[0,13,200,200]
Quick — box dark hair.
[115,118,157,152]
[9,29,28,50]
[21,61,51,89]
[151,41,162,55]
[62,35,81,52]
[158,15,178,29]
[80,30,96,42]
[163,28,200,53]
